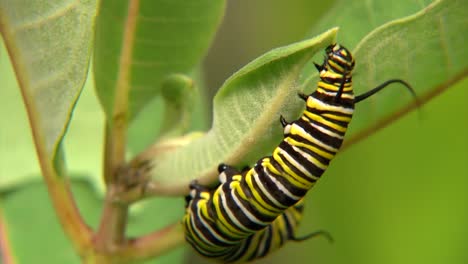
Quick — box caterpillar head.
[325,43,355,74]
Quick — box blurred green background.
[1,0,467,264]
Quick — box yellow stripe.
[318,81,353,92]
[303,111,347,132]
[237,231,263,262]
[320,70,343,79]
[290,144,328,171]
[284,136,334,160]
[262,158,281,175]
[306,97,353,114]
[233,175,278,217]
[290,123,338,153]
[272,148,311,188]
[185,216,206,246]
[244,171,283,214]
[318,81,339,91]
[331,54,351,66]
[200,203,213,221]
[186,204,217,247]
[212,190,246,237]
[327,60,344,72]
[322,113,352,122]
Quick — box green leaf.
[149,0,467,195]
[159,74,196,138]
[0,178,186,263]
[0,180,99,263]
[306,0,433,48]
[0,41,40,189]
[302,0,468,145]
[94,0,226,122]
[149,28,338,193]
[0,52,105,191]
[0,0,98,159]
[339,0,468,146]
[127,197,186,264]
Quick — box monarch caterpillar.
[183,43,416,262]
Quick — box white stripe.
[264,167,302,201]
[253,172,288,209]
[256,228,270,256]
[230,189,264,225]
[292,124,338,152]
[189,207,214,246]
[277,146,315,180]
[309,122,344,139]
[309,97,354,114]
[193,205,232,246]
[291,144,328,171]
[219,188,251,232]
[313,91,355,101]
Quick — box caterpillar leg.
[185,180,212,206]
[218,163,242,184]
[279,115,292,136]
[297,92,308,101]
[240,166,251,173]
[189,180,211,195]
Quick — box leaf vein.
[13,0,79,31]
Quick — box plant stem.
[94,186,129,251]
[0,208,16,264]
[98,0,139,252]
[0,19,93,256]
[116,223,185,263]
[104,0,140,183]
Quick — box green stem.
[98,0,139,252]
[94,186,129,252]
[116,223,185,263]
[0,207,16,264]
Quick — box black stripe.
[289,134,336,157]
[225,234,254,262]
[317,109,353,118]
[305,115,346,137]
[249,171,285,212]
[254,224,272,261]
[188,208,233,247]
[220,183,266,231]
[264,158,309,200]
[312,91,355,108]
[239,174,282,219]
[254,161,305,207]
[311,111,352,128]
[324,117,349,128]
[255,226,273,259]
[318,78,351,87]
[283,210,296,240]
[320,76,345,85]
[278,141,324,180]
[326,60,344,73]
[289,138,333,167]
[234,183,277,226]
[295,118,344,150]
[215,191,249,237]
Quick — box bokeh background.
[1,1,467,264]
